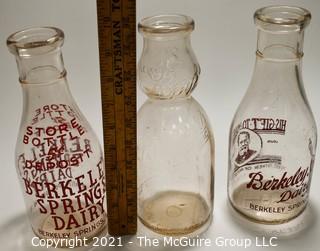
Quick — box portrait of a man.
[235,131,257,166]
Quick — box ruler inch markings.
[96,0,137,236]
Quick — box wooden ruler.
[96,0,137,236]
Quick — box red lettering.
[32,137,41,147]
[83,147,92,158]
[88,205,99,222]
[37,199,47,214]
[35,108,41,117]
[26,126,33,136]
[23,135,29,144]
[25,160,33,169]
[69,155,80,166]
[88,170,97,187]
[47,161,55,169]
[97,159,104,180]
[35,161,44,171]
[43,105,50,113]
[35,127,44,136]
[58,160,68,169]
[52,215,65,230]
[62,198,76,214]
[33,182,45,198]
[60,180,75,198]
[48,200,59,214]
[45,182,59,199]
[23,178,33,195]
[246,172,263,190]
[51,104,59,110]
[43,137,54,146]
[71,118,78,129]
[66,214,81,230]
[75,175,87,193]
[78,126,85,135]
[71,118,85,136]
[58,123,68,134]
[46,126,56,136]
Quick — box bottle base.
[229,182,308,224]
[139,190,212,236]
[228,199,307,225]
[31,212,107,248]
[31,224,108,248]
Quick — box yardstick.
[96,0,137,235]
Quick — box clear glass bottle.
[228,6,317,224]
[137,14,214,236]
[7,27,107,245]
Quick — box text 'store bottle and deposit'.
[7,27,107,246]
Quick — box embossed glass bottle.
[7,27,106,245]
[138,15,214,236]
[228,6,317,224]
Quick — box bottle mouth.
[254,5,311,32]
[7,27,64,56]
[138,14,194,35]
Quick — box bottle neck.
[139,34,200,100]
[256,29,304,60]
[143,34,191,48]
[251,28,305,92]
[16,48,66,84]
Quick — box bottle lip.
[254,5,311,32]
[7,27,64,56]
[138,14,194,35]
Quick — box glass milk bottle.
[137,14,214,236]
[228,6,317,224]
[7,27,107,246]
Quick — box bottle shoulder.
[138,97,214,144]
[15,103,102,152]
[138,97,210,124]
[138,40,200,99]
[232,83,316,126]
